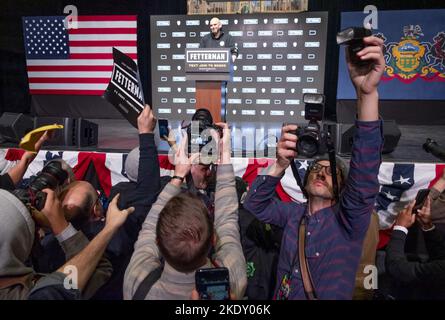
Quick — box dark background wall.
[1,0,444,123]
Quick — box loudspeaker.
[325,120,401,155]
[34,117,98,147]
[0,113,34,144]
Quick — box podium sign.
[185,48,230,73]
[185,48,231,82]
[185,48,232,122]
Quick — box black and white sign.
[185,48,230,73]
[103,48,145,128]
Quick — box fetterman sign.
[185,48,231,73]
[103,48,144,128]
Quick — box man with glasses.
[244,35,385,300]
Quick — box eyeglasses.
[309,163,341,176]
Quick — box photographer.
[27,194,134,300]
[162,109,221,221]
[35,105,162,300]
[124,123,247,300]
[243,35,385,300]
[386,198,445,299]
[0,187,132,299]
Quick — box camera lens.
[297,133,319,158]
[29,161,68,192]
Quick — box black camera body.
[186,108,223,155]
[423,138,445,162]
[12,160,68,211]
[289,94,329,158]
[337,27,372,65]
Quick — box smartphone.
[413,189,430,214]
[195,267,230,300]
[158,119,169,138]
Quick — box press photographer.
[13,160,68,213]
[244,30,385,300]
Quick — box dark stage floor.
[6,118,439,163]
[77,119,445,163]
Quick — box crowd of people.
[0,35,444,300]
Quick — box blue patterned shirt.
[244,120,383,299]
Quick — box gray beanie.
[125,147,140,183]
[0,189,35,277]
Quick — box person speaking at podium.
[199,17,238,63]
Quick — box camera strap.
[298,216,317,300]
[326,137,340,202]
[289,160,307,199]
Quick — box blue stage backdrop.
[337,9,445,100]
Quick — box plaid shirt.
[123,164,247,299]
[244,120,383,300]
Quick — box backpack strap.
[132,265,164,300]
[298,217,317,300]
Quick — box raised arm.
[120,105,162,245]
[123,134,192,299]
[243,124,299,228]
[430,168,445,223]
[386,201,445,284]
[7,131,49,188]
[213,123,247,299]
[338,36,385,239]
[30,195,134,298]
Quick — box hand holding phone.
[412,189,431,214]
[158,119,169,139]
[195,267,230,300]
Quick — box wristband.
[172,175,185,182]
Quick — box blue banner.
[337,9,445,100]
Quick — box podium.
[185,48,231,122]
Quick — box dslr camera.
[12,160,68,211]
[186,108,223,156]
[337,26,372,65]
[289,93,329,158]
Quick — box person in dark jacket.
[199,17,238,62]
[386,197,445,299]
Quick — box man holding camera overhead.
[244,34,385,300]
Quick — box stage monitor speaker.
[325,120,401,155]
[34,117,98,147]
[0,113,34,144]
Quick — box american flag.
[22,15,137,95]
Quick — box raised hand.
[104,194,135,232]
[137,104,157,134]
[346,36,385,96]
[395,200,416,229]
[417,196,433,230]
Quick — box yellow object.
[19,124,64,152]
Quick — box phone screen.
[158,119,169,138]
[413,189,430,213]
[195,267,230,300]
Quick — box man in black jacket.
[386,197,445,299]
[199,17,238,63]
